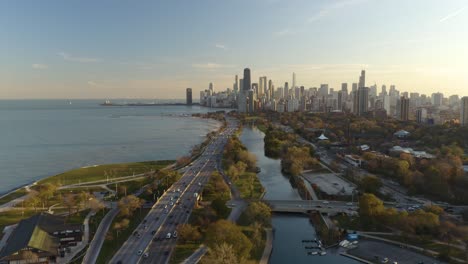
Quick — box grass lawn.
[0,188,28,206]
[96,208,150,264]
[234,172,265,200]
[0,209,46,233]
[38,160,174,186]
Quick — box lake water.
[240,126,359,264]
[0,100,221,194]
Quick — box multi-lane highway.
[109,118,238,264]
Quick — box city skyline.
[1,0,468,99]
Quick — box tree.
[118,195,144,217]
[359,175,382,195]
[205,220,252,260]
[63,193,76,216]
[89,197,105,214]
[359,193,385,226]
[204,243,242,264]
[177,224,201,243]
[113,218,130,237]
[243,202,271,227]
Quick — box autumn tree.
[203,243,243,264]
[243,202,271,227]
[177,224,201,243]
[205,220,253,260]
[118,195,144,217]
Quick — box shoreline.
[0,115,223,203]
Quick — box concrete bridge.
[264,199,358,215]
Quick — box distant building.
[399,96,410,121]
[416,108,428,123]
[186,88,192,105]
[358,70,366,88]
[357,87,369,116]
[243,68,251,91]
[461,96,468,126]
[394,130,411,138]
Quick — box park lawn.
[234,172,265,200]
[0,209,45,233]
[38,160,174,186]
[0,188,28,206]
[108,177,153,197]
[96,208,150,264]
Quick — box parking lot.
[347,239,443,264]
[303,172,355,196]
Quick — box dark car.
[151,230,156,235]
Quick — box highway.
[109,118,238,264]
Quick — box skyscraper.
[357,87,369,116]
[234,75,238,93]
[243,68,251,91]
[399,96,410,121]
[284,82,289,99]
[431,92,443,107]
[292,72,296,89]
[186,88,192,105]
[461,97,468,126]
[209,82,213,92]
[352,83,358,92]
[341,83,348,96]
[358,70,366,88]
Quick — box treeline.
[362,144,466,203]
[359,193,468,243]
[264,126,318,177]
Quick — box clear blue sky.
[1,0,467,99]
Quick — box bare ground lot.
[303,172,355,196]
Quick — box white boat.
[311,251,318,255]
[319,251,327,256]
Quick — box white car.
[323,201,330,204]
[137,250,143,256]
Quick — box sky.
[1,0,467,99]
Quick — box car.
[166,232,172,239]
[143,225,147,229]
[143,220,147,224]
[155,217,159,221]
[346,202,353,206]
[151,230,156,235]
[137,250,143,256]
[381,257,389,263]
[143,253,149,258]
[322,201,330,204]
[164,251,169,256]
[153,237,158,242]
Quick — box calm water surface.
[0,100,221,194]
[240,127,359,264]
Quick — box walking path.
[57,211,92,264]
[82,208,119,264]
[259,228,273,264]
[181,245,208,264]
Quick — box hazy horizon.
[2,0,467,99]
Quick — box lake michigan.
[0,100,221,194]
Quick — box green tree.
[358,193,385,226]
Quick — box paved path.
[181,245,208,264]
[82,208,120,264]
[259,228,273,264]
[57,211,92,264]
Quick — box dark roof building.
[0,213,83,264]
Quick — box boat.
[319,251,327,256]
[311,251,318,255]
